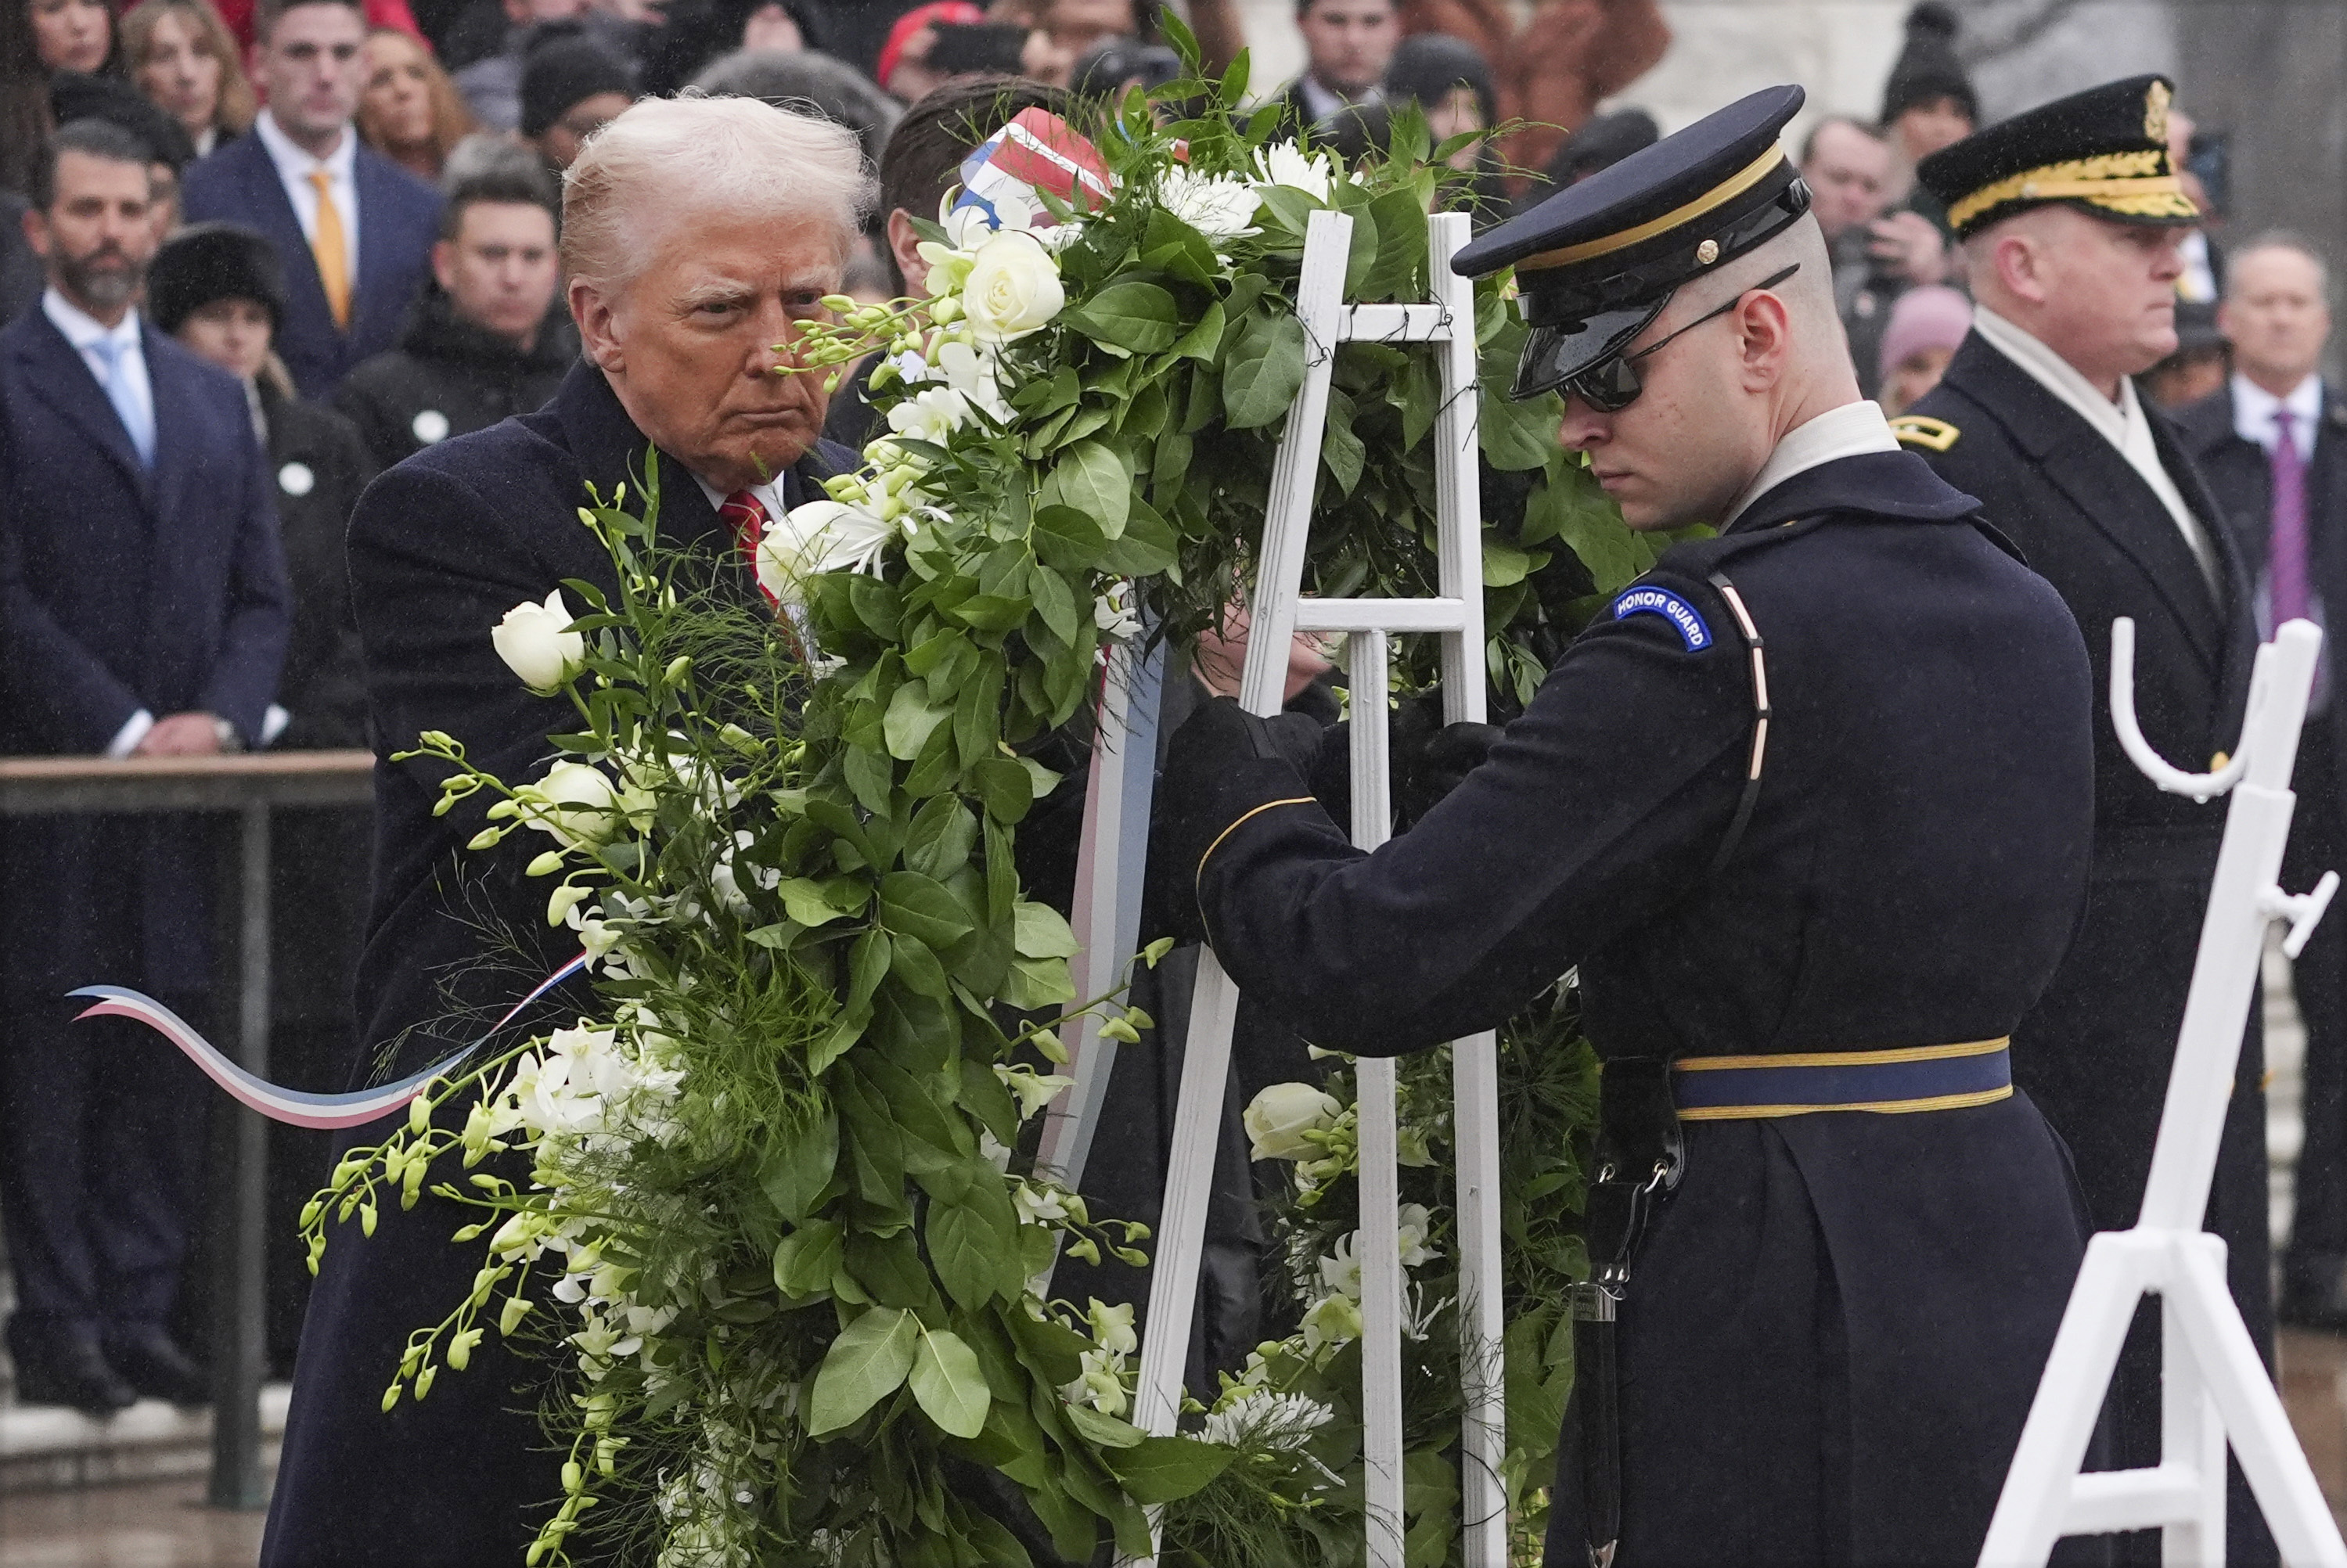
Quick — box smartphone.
[926,22,1030,77]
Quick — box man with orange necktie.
[180,0,441,397]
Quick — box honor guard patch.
[1889,414,1960,451]
[1612,585,1713,650]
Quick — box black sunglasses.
[1560,263,1802,413]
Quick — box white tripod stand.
[1980,617,2347,1567]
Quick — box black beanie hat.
[148,222,290,335]
[520,34,636,139]
[49,72,198,171]
[1880,3,1978,128]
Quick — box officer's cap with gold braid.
[1917,74,2198,241]
[1451,85,1811,401]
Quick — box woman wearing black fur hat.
[147,220,376,1378]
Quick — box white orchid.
[1395,1202,1436,1268]
[1300,1291,1363,1353]
[756,500,896,606]
[1254,142,1340,203]
[1154,164,1261,241]
[934,339,1011,422]
[491,589,586,694]
[1319,1232,1362,1300]
[1093,580,1141,640]
[1085,1298,1138,1357]
[995,1063,1074,1120]
[884,385,973,446]
[1063,1347,1130,1416]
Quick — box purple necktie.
[2271,408,2312,627]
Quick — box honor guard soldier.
[1903,78,2272,1565]
[1160,86,2104,1568]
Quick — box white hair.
[561,92,874,290]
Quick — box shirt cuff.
[106,708,155,759]
[261,704,291,747]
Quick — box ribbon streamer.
[68,952,590,1130]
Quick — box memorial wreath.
[301,38,1668,1566]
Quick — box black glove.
[1398,715,1501,826]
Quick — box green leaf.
[1320,387,1365,495]
[1001,954,1076,1009]
[903,796,977,881]
[1168,298,1225,362]
[1100,502,1178,577]
[772,1217,842,1300]
[758,1110,837,1222]
[887,931,952,998]
[880,870,977,953]
[1013,901,1080,958]
[970,756,1035,824]
[1062,1403,1146,1448]
[910,1327,992,1440]
[775,876,851,928]
[848,928,893,1013]
[1031,567,1080,647]
[952,594,1033,633]
[1068,281,1181,353]
[1481,536,1537,588]
[884,678,952,761]
[844,1227,937,1312]
[1031,504,1106,570]
[1223,311,1309,430]
[842,744,894,816]
[957,1055,1021,1146]
[1341,203,1380,295]
[929,1192,1012,1310]
[1038,441,1129,541]
[807,1307,916,1434]
[1101,1435,1233,1505]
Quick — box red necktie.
[718,488,779,609]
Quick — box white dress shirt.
[42,286,153,457]
[693,473,787,524]
[1971,304,2219,588]
[1723,399,1902,525]
[2230,370,2324,456]
[253,108,361,286]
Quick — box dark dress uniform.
[1906,77,2274,1563]
[2178,379,2347,1326]
[1161,84,2104,1565]
[261,363,854,1567]
[1165,450,2099,1566]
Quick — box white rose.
[1243,1081,1341,1160]
[1155,165,1261,241]
[959,229,1064,343]
[885,385,973,446]
[1254,142,1338,203]
[491,589,586,695]
[516,761,624,850]
[755,499,896,605]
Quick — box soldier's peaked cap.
[1451,85,1811,400]
[1917,74,2198,240]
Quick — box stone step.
[1,1386,289,1493]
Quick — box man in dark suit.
[0,120,292,1416]
[180,0,443,397]
[262,94,863,1567]
[1271,0,1396,135]
[1902,77,2273,1563]
[2176,234,2347,1329]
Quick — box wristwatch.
[212,717,246,753]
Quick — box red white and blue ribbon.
[68,951,590,1130]
[949,107,1114,233]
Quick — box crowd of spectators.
[0,0,2330,1422]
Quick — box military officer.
[1161,86,2103,1568]
[1901,78,2271,1565]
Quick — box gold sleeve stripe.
[1672,1036,2011,1072]
[1197,797,1318,875]
[1517,145,1787,272]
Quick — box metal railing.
[0,750,375,1507]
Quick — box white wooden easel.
[1058,207,1507,1566]
[1979,617,2347,1568]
